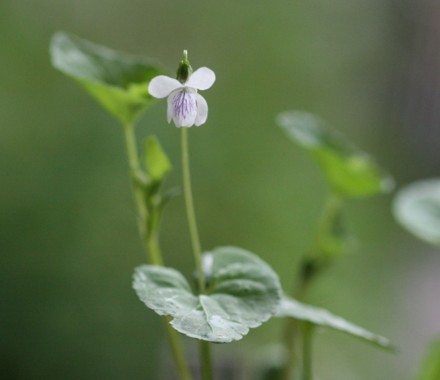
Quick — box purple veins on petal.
[171,90,197,127]
[174,90,195,119]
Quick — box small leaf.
[393,179,440,247]
[145,136,172,182]
[133,247,282,343]
[50,31,162,125]
[276,296,393,349]
[277,111,394,198]
[318,207,355,258]
[316,195,356,259]
[416,337,440,380]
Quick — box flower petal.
[195,93,208,126]
[168,89,197,127]
[186,67,216,91]
[149,76,182,98]
[167,95,173,124]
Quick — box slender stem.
[282,318,298,380]
[181,128,205,293]
[180,128,213,380]
[124,124,162,265]
[123,124,147,234]
[200,341,213,380]
[162,318,192,380]
[302,323,314,380]
[282,193,344,380]
[146,232,163,266]
[123,123,192,380]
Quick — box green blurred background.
[2,0,440,379]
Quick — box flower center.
[173,89,196,120]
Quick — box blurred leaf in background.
[393,179,440,247]
[416,337,440,380]
[277,111,394,199]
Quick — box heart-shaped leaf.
[50,31,163,125]
[393,179,440,247]
[276,296,392,349]
[416,337,440,380]
[133,247,282,343]
[277,111,394,198]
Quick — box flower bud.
[176,50,193,83]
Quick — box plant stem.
[181,128,213,380]
[163,318,192,380]
[181,128,205,293]
[123,123,163,265]
[314,193,343,256]
[200,341,213,380]
[302,323,314,380]
[123,123,192,380]
[282,323,294,380]
[123,124,148,243]
[146,232,163,267]
[282,193,343,380]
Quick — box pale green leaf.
[277,111,394,198]
[276,296,392,349]
[50,31,162,125]
[133,247,281,343]
[145,136,171,182]
[393,179,440,247]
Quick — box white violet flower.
[148,51,215,128]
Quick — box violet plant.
[50,32,409,380]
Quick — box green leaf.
[276,296,393,349]
[416,337,440,380]
[133,247,282,343]
[277,111,394,198]
[318,208,355,258]
[393,179,440,247]
[145,136,172,182]
[316,195,356,259]
[50,31,162,125]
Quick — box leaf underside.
[50,31,163,125]
[277,296,393,350]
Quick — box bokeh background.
[1,0,440,379]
